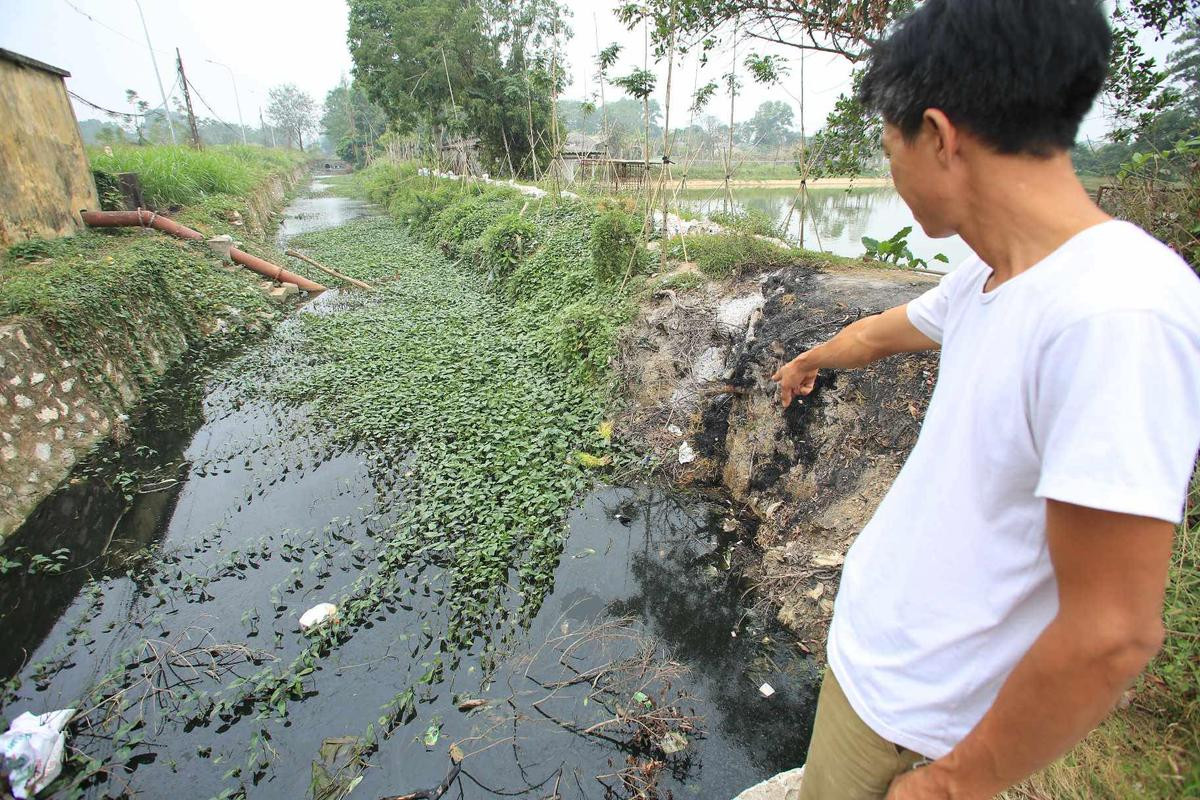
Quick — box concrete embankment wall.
[0,166,307,539]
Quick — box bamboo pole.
[594,12,614,188]
[657,2,677,267]
[550,17,562,195]
[285,249,373,290]
[642,20,651,185]
[725,21,738,212]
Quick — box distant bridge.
[312,158,351,174]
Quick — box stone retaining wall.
[0,166,307,539]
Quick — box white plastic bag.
[0,708,74,798]
[299,603,338,631]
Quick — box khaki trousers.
[798,668,930,800]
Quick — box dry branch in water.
[74,625,275,735]
[450,613,703,799]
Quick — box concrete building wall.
[0,51,99,247]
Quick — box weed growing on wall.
[0,232,275,402]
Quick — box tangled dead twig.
[73,624,275,735]
[453,613,703,799]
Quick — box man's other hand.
[772,354,819,406]
[885,765,955,800]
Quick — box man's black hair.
[859,0,1112,156]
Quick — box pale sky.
[0,0,1180,144]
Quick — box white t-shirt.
[827,220,1200,759]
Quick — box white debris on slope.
[656,211,723,237]
[418,168,549,198]
[716,294,765,338]
[0,708,75,799]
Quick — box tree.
[1103,0,1198,142]
[559,99,601,135]
[322,77,388,166]
[347,0,568,177]
[803,70,883,177]
[1169,18,1200,107]
[744,101,795,151]
[612,67,658,167]
[267,84,317,150]
[618,0,917,62]
[557,98,662,158]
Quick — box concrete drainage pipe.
[79,209,326,293]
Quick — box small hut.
[438,137,482,176]
[0,48,99,245]
[553,132,608,183]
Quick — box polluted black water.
[1,178,818,800]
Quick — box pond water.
[0,177,817,799]
[677,186,975,270]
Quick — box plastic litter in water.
[299,603,339,631]
[759,683,775,698]
[0,708,75,799]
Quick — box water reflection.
[677,186,975,270]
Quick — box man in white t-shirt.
[770,1,1200,798]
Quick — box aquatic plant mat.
[1,208,817,798]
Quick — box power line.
[60,0,172,56]
[68,71,180,121]
[67,89,145,118]
[185,77,242,135]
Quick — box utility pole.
[176,49,202,149]
[134,0,177,145]
[207,59,247,145]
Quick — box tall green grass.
[88,145,307,209]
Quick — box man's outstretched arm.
[887,501,1174,800]
[771,304,939,406]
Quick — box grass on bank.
[89,144,308,209]
[1,233,274,376]
[327,161,660,385]
[1,144,306,384]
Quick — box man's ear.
[922,108,958,166]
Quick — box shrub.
[710,208,781,238]
[425,188,520,262]
[590,208,642,283]
[480,214,538,284]
[650,270,707,292]
[540,298,629,384]
[671,233,802,278]
[1101,139,1200,275]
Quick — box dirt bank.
[0,166,307,539]
[617,258,938,652]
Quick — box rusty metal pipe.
[79,209,326,293]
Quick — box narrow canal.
[0,176,819,799]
